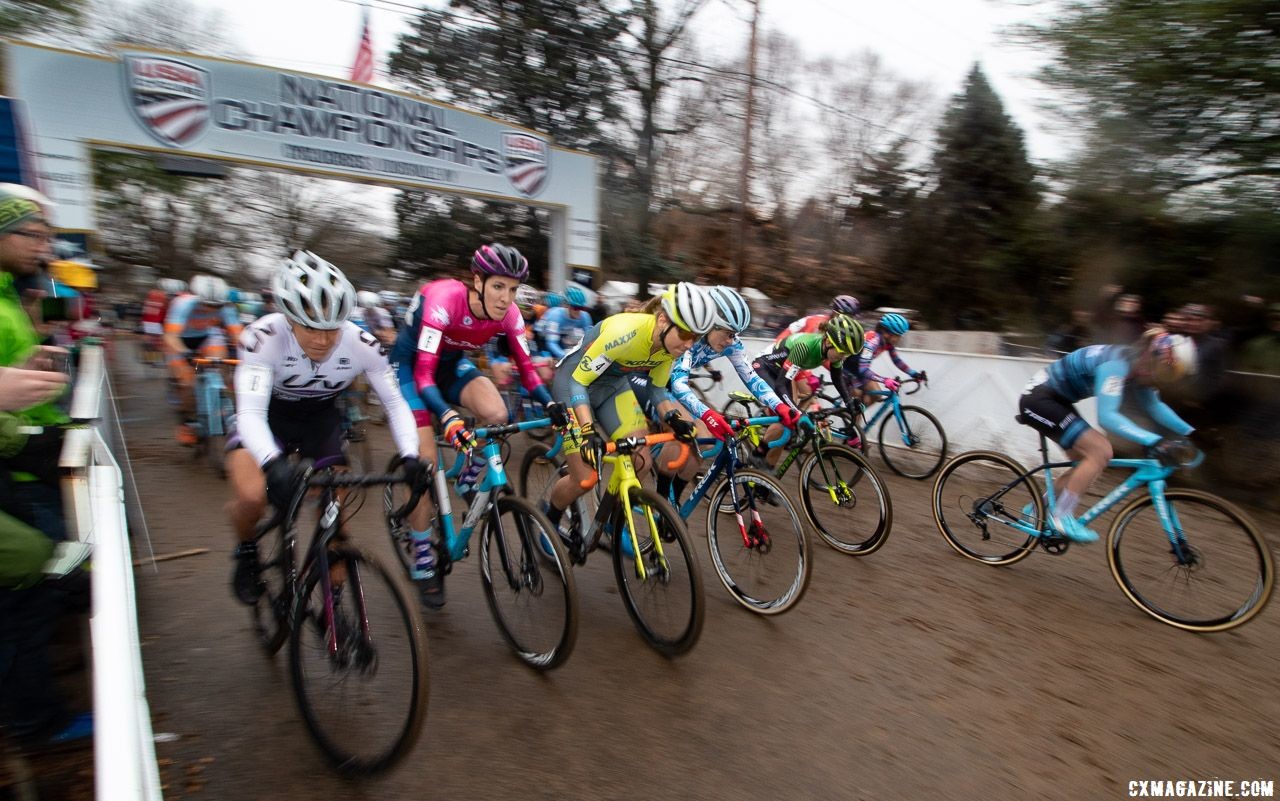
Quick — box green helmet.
[824,313,865,355]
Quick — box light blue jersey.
[669,337,783,419]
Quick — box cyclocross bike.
[384,416,579,670]
[676,423,811,615]
[521,431,705,656]
[191,356,237,478]
[248,459,431,774]
[931,420,1274,632]
[805,376,947,480]
[722,402,893,557]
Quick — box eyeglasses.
[9,230,54,244]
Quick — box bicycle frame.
[859,387,915,446]
[193,360,232,437]
[994,441,1199,559]
[736,413,850,498]
[435,418,552,566]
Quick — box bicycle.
[686,368,725,411]
[931,420,1274,632]
[729,405,893,556]
[845,376,946,479]
[248,460,431,774]
[521,431,704,656]
[675,423,811,615]
[335,387,374,474]
[191,357,238,478]
[384,417,579,670]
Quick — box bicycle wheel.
[518,447,592,546]
[478,495,579,669]
[205,390,234,478]
[931,451,1039,565]
[252,529,293,654]
[1108,489,1274,632]
[341,420,375,475]
[383,457,417,575]
[798,444,892,555]
[722,396,759,422]
[877,405,947,479]
[290,546,429,775]
[611,488,704,656]
[704,469,811,615]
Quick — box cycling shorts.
[395,352,486,426]
[1018,375,1092,450]
[552,369,647,454]
[227,400,346,468]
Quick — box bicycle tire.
[611,487,704,656]
[722,397,759,422]
[518,446,592,550]
[252,526,294,655]
[290,546,429,775]
[931,450,1039,565]
[1107,489,1274,632]
[478,494,579,669]
[798,444,892,555]
[704,468,811,615]
[877,404,947,479]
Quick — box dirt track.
[111,348,1279,801]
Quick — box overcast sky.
[214,0,1073,163]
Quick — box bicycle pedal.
[1040,535,1070,555]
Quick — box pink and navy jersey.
[389,278,544,413]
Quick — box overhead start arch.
[3,40,600,289]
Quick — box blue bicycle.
[931,423,1273,632]
[675,421,811,615]
[191,356,237,477]
[845,376,946,480]
[383,417,578,669]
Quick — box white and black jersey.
[233,313,419,467]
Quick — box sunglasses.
[671,325,699,342]
[10,229,53,243]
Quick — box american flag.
[350,5,374,84]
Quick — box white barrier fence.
[60,345,164,801]
[705,338,1094,468]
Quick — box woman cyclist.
[654,286,790,504]
[772,294,861,346]
[389,243,559,608]
[540,282,715,535]
[849,312,925,407]
[1017,328,1199,543]
[748,314,865,466]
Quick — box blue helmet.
[543,292,563,308]
[707,285,751,333]
[565,284,589,309]
[879,313,909,336]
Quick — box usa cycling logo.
[503,132,549,197]
[124,55,211,147]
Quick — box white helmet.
[272,250,356,330]
[706,285,751,333]
[357,290,380,308]
[378,290,400,307]
[158,277,185,295]
[190,274,229,305]
[660,282,716,335]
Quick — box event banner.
[4,42,599,269]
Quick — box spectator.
[0,358,90,749]
[1098,291,1147,344]
[1046,309,1092,355]
[0,185,73,541]
[1238,305,1280,376]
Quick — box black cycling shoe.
[232,542,263,605]
[416,568,446,610]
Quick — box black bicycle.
[248,461,431,774]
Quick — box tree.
[1023,0,1279,198]
[891,65,1043,329]
[0,0,86,39]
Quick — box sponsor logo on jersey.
[124,55,211,147]
[428,305,450,327]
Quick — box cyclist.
[772,294,861,346]
[390,242,559,608]
[164,274,242,445]
[541,282,715,536]
[748,314,864,466]
[1016,329,1199,543]
[139,278,182,365]
[226,251,423,604]
[531,290,562,355]
[654,285,791,503]
[850,312,925,408]
[539,284,595,362]
[352,289,396,346]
